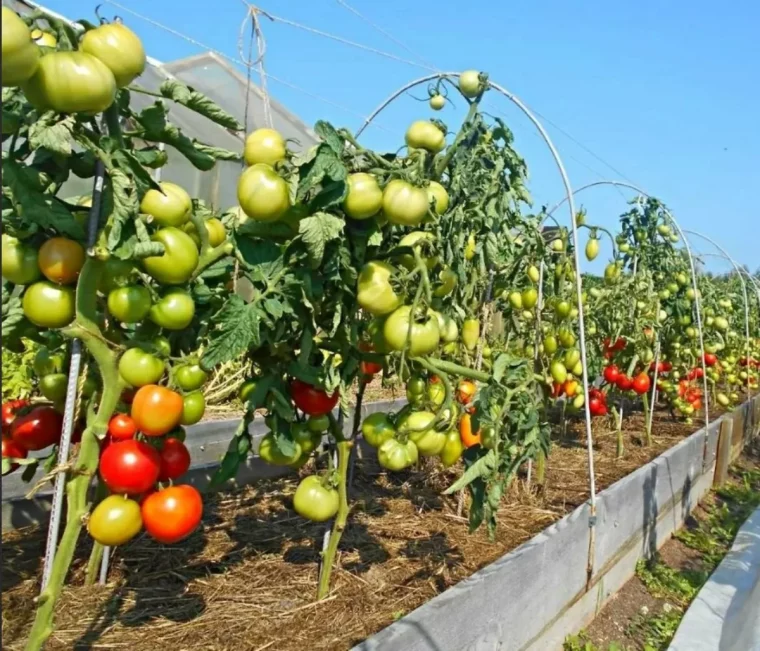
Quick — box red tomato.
[616,375,633,391]
[158,437,191,481]
[603,365,620,384]
[2,436,28,471]
[100,439,161,495]
[290,379,339,416]
[703,353,717,367]
[589,397,608,417]
[613,337,627,351]
[552,382,563,398]
[2,399,29,435]
[141,484,202,544]
[131,385,184,437]
[686,367,704,381]
[10,406,62,451]
[360,360,382,376]
[108,413,137,441]
[589,387,607,403]
[631,373,651,395]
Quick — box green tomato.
[34,348,65,377]
[107,285,151,323]
[522,288,538,309]
[382,180,430,227]
[564,348,581,369]
[1,234,41,285]
[508,291,523,310]
[357,261,402,317]
[180,391,206,426]
[433,268,457,298]
[22,281,75,329]
[142,227,199,285]
[98,259,135,293]
[429,94,445,110]
[152,336,172,358]
[87,494,142,547]
[140,182,192,227]
[292,422,321,455]
[432,310,459,343]
[239,378,258,403]
[367,317,390,354]
[149,290,195,330]
[243,128,287,166]
[174,364,208,392]
[427,181,449,215]
[550,361,568,384]
[458,70,482,97]
[40,373,68,402]
[361,412,395,448]
[558,328,576,348]
[398,411,445,457]
[405,120,446,153]
[398,231,438,271]
[377,437,419,471]
[118,348,165,387]
[439,429,464,468]
[585,238,600,261]
[258,432,302,466]
[481,426,497,450]
[293,475,339,522]
[555,301,571,319]
[2,7,40,87]
[427,381,446,408]
[527,265,540,283]
[80,22,146,88]
[461,318,480,352]
[307,414,330,433]
[22,51,116,114]
[543,335,558,354]
[343,173,383,220]
[384,306,441,356]
[238,163,290,222]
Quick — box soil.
[0,406,723,651]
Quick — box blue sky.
[44,0,760,273]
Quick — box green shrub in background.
[2,338,39,401]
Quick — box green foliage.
[1,339,39,401]
[635,557,705,606]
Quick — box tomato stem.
[432,98,481,180]
[420,357,490,383]
[317,439,351,600]
[642,392,652,446]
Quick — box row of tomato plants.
[2,6,759,650]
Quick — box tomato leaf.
[298,212,344,267]
[158,79,244,132]
[133,147,168,169]
[210,416,252,488]
[296,144,347,203]
[111,149,162,196]
[234,235,285,281]
[200,295,263,371]
[444,448,498,494]
[104,169,141,253]
[1,159,84,240]
[28,113,75,156]
[314,121,344,155]
[272,428,297,458]
[491,354,510,383]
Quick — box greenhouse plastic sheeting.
[4,0,318,210]
[668,506,760,651]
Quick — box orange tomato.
[459,413,481,448]
[562,379,578,397]
[130,385,184,437]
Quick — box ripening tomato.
[100,439,161,495]
[461,318,480,352]
[22,51,117,114]
[142,227,199,285]
[140,182,192,227]
[80,22,146,88]
[343,173,383,220]
[429,94,445,110]
[2,435,28,472]
[382,180,429,227]
[3,7,40,86]
[1,234,41,285]
[458,70,482,97]
[357,261,402,316]
[158,437,191,481]
[149,290,195,330]
[87,494,143,546]
[37,237,85,285]
[244,128,287,167]
[141,484,203,544]
[293,475,339,522]
[108,285,151,323]
[603,365,620,384]
[10,406,62,451]
[30,29,56,47]
[290,379,339,416]
[457,380,477,405]
[238,163,290,222]
[384,306,441,356]
[131,385,184,437]
[108,413,137,441]
[405,120,446,153]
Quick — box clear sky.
[42,0,760,273]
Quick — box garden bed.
[1,405,724,651]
